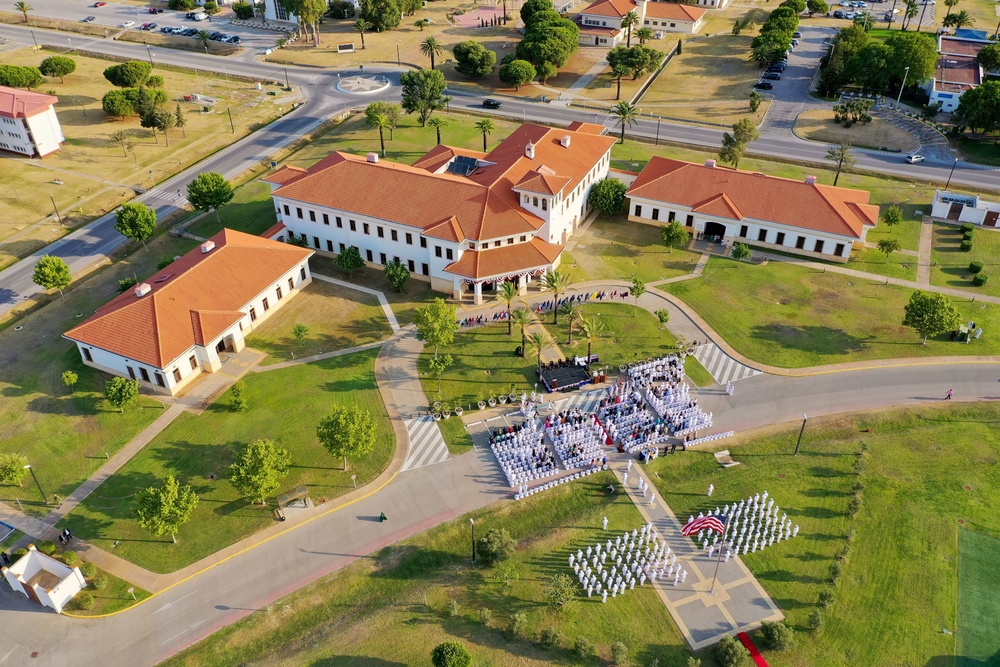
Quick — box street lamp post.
[895,65,910,110]
[24,465,47,505]
[655,116,660,146]
[396,43,400,66]
[145,43,154,68]
[793,414,807,456]
[945,158,958,190]
[470,518,476,563]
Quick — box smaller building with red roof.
[577,0,707,46]
[0,85,64,157]
[626,157,878,262]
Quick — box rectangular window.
[634,204,642,217]
[288,277,294,291]
[313,236,320,249]
[380,253,387,265]
[652,208,660,221]
[322,213,329,225]
[262,297,270,312]
[541,199,548,211]
[173,368,182,383]
[139,367,150,382]
[795,236,806,249]
[668,211,676,222]
[835,243,845,256]
[407,259,415,272]
[363,223,370,235]
[446,249,454,260]
[420,237,427,248]
[814,239,825,253]
[250,307,257,321]
[82,348,93,362]
[757,229,767,242]
[494,241,501,249]
[339,243,346,252]
[366,249,374,262]
[508,238,514,245]
[685,215,694,227]
[326,240,334,252]
[127,366,136,379]
[300,267,306,281]
[309,210,316,222]
[336,216,343,228]
[393,256,400,264]
[296,207,303,219]
[276,286,283,300]
[435,246,442,258]
[283,204,290,216]
[776,232,785,246]
[391,229,398,242]
[154,372,165,388]
[189,355,198,370]
[740,225,749,238]
[349,220,356,231]
[422,263,430,276]
[377,226,384,238]
[405,233,413,245]
[520,235,527,242]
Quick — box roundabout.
[335,74,392,95]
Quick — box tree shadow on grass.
[749,325,871,355]
[756,568,826,586]
[310,657,408,667]
[800,487,851,498]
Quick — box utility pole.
[794,414,807,455]
[227,107,235,133]
[50,195,61,223]
[24,465,47,505]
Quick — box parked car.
[145,22,157,29]
[762,72,782,80]
[754,81,774,90]
[483,99,502,109]
[181,27,198,36]
[148,7,163,13]
[82,15,96,21]
[120,20,135,27]
[767,64,786,72]
[223,35,241,43]
[833,9,844,17]
[905,154,925,164]
[792,30,801,37]
[844,11,856,19]
[93,2,106,7]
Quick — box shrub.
[168,0,196,8]
[819,590,835,607]
[509,611,528,637]
[62,550,79,567]
[37,541,57,556]
[477,607,492,625]
[117,276,138,293]
[807,610,824,634]
[970,260,985,274]
[574,636,596,659]
[963,230,975,242]
[12,548,28,559]
[477,527,516,565]
[961,240,973,252]
[203,0,219,12]
[104,61,152,88]
[611,641,629,665]
[961,223,975,233]
[327,0,355,17]
[539,625,562,648]
[848,495,862,516]
[760,621,795,651]
[80,561,97,578]
[75,591,95,611]
[973,273,989,287]
[715,634,749,667]
[829,561,842,581]
[145,75,164,88]
[233,0,255,18]
[157,256,175,270]
[93,574,109,590]
[686,658,702,667]
[588,177,628,215]
[431,641,471,667]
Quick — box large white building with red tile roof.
[577,0,706,46]
[64,229,313,395]
[626,157,879,262]
[0,86,64,158]
[264,122,616,304]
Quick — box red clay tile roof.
[269,123,615,243]
[578,24,624,36]
[643,1,706,21]
[64,229,313,368]
[580,0,636,18]
[263,165,309,185]
[628,157,878,238]
[445,238,564,279]
[424,216,467,243]
[566,121,609,135]
[261,222,286,239]
[0,86,57,119]
[515,170,573,196]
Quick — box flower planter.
[498,396,508,404]
[478,401,487,410]
[433,401,442,411]
[455,407,464,416]
[488,399,497,407]
[443,410,452,419]
[508,393,518,402]
[433,412,442,421]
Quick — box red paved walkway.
[737,632,769,667]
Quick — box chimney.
[705,159,716,168]
[805,175,817,185]
[134,283,152,298]
[525,141,535,159]
[366,152,379,163]
[200,240,216,253]
[560,135,571,148]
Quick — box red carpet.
[736,632,769,667]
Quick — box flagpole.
[709,514,730,594]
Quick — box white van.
[191,11,208,20]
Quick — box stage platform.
[539,363,591,393]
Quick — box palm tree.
[367,111,390,157]
[915,0,929,31]
[943,9,975,27]
[621,10,640,47]
[414,18,429,30]
[475,118,494,152]
[611,63,629,101]
[420,36,443,70]
[559,300,583,343]
[495,280,519,334]
[195,30,212,50]
[942,0,959,12]
[510,307,533,353]
[428,117,446,145]
[610,100,638,145]
[525,330,548,371]
[580,317,608,365]
[14,1,31,22]
[353,19,371,49]
[541,270,572,324]
[901,0,918,29]
[634,27,654,45]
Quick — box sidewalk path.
[255,339,386,372]
[917,218,934,286]
[313,273,400,332]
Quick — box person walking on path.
[945,389,953,400]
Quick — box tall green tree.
[114,202,157,251]
[427,116,446,145]
[610,100,638,145]
[103,61,151,88]
[634,27,653,45]
[353,18,372,49]
[365,101,400,139]
[431,641,472,667]
[399,69,449,126]
[420,36,444,69]
[104,377,139,413]
[32,255,71,295]
[630,276,645,317]
[731,242,751,266]
[903,290,960,344]
[359,0,401,31]
[525,330,548,370]
[0,64,42,89]
[976,44,1000,73]
[660,221,690,253]
[453,40,496,78]
[611,62,629,100]
[885,32,938,85]
[335,245,364,276]
[0,453,29,486]
[366,107,390,157]
[580,316,607,363]
[414,298,459,359]
[560,300,583,342]
[186,172,234,224]
[510,307,533,352]
[317,405,377,471]
[229,438,292,505]
[877,237,901,263]
[134,475,199,543]
[953,80,1000,135]
[942,9,974,27]
[498,59,536,90]
[39,56,75,83]
[427,353,453,394]
[541,270,572,324]
[881,205,903,233]
[495,281,520,334]
[825,142,855,186]
[588,178,627,215]
[475,118,495,152]
[621,9,640,47]
[14,1,31,22]
[174,103,186,138]
[383,258,410,291]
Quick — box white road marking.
[154,589,199,614]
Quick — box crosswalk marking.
[547,388,604,415]
[691,344,762,385]
[401,417,450,472]
[146,187,188,206]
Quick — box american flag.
[681,515,726,536]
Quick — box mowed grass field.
[956,528,1000,666]
[931,223,1000,298]
[63,350,394,573]
[794,109,919,153]
[0,48,294,269]
[666,257,1000,367]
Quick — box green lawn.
[652,402,1000,667]
[563,215,701,284]
[931,223,1000,298]
[666,257,1000,367]
[309,258,438,327]
[957,136,1000,168]
[865,217,922,253]
[0,235,200,518]
[63,350,394,573]
[957,528,1000,666]
[186,180,278,239]
[847,247,919,282]
[436,415,474,456]
[66,562,152,617]
[245,279,390,365]
[161,470,695,667]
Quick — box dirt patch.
[794,108,919,153]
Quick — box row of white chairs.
[513,465,607,500]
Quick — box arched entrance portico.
[703,221,728,242]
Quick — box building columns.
[473,281,483,305]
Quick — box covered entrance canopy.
[703,221,728,241]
